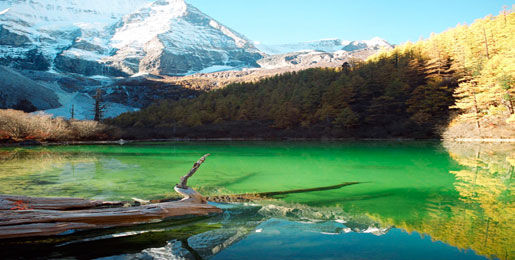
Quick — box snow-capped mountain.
[0,0,262,76]
[256,37,392,55]
[255,37,393,69]
[256,39,351,55]
[343,37,393,51]
[0,0,393,119]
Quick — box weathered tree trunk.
[174,153,210,204]
[0,154,220,239]
[482,27,490,60]
[0,153,362,240]
[472,88,482,136]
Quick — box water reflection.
[443,142,513,260]
[0,142,512,259]
[368,142,513,260]
[0,149,142,200]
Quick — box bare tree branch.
[176,153,210,189]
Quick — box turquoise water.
[0,141,512,259]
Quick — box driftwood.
[0,153,362,240]
[0,154,221,239]
[177,153,210,189]
[174,153,211,204]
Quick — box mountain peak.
[0,0,261,76]
[365,37,390,46]
[152,0,187,12]
[370,36,385,41]
[110,0,187,49]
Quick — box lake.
[0,141,512,260]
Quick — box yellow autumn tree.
[369,8,515,138]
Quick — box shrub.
[0,109,115,142]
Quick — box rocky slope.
[0,66,60,110]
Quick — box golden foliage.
[369,9,515,138]
[368,142,514,259]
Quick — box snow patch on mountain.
[257,37,391,55]
[256,39,348,55]
[364,36,391,47]
[43,90,139,120]
[197,65,236,74]
[0,8,9,16]
[111,0,187,49]
[208,19,247,48]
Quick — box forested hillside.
[109,10,514,139]
[370,8,514,138]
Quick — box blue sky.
[187,0,512,45]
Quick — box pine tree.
[93,89,106,121]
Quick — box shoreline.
[452,138,515,143]
[1,137,514,147]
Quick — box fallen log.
[0,154,221,239]
[242,181,361,197]
[0,153,362,240]
[0,195,123,211]
[208,182,362,203]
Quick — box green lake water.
[0,141,513,260]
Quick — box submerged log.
[208,182,362,203]
[0,154,221,239]
[249,181,361,197]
